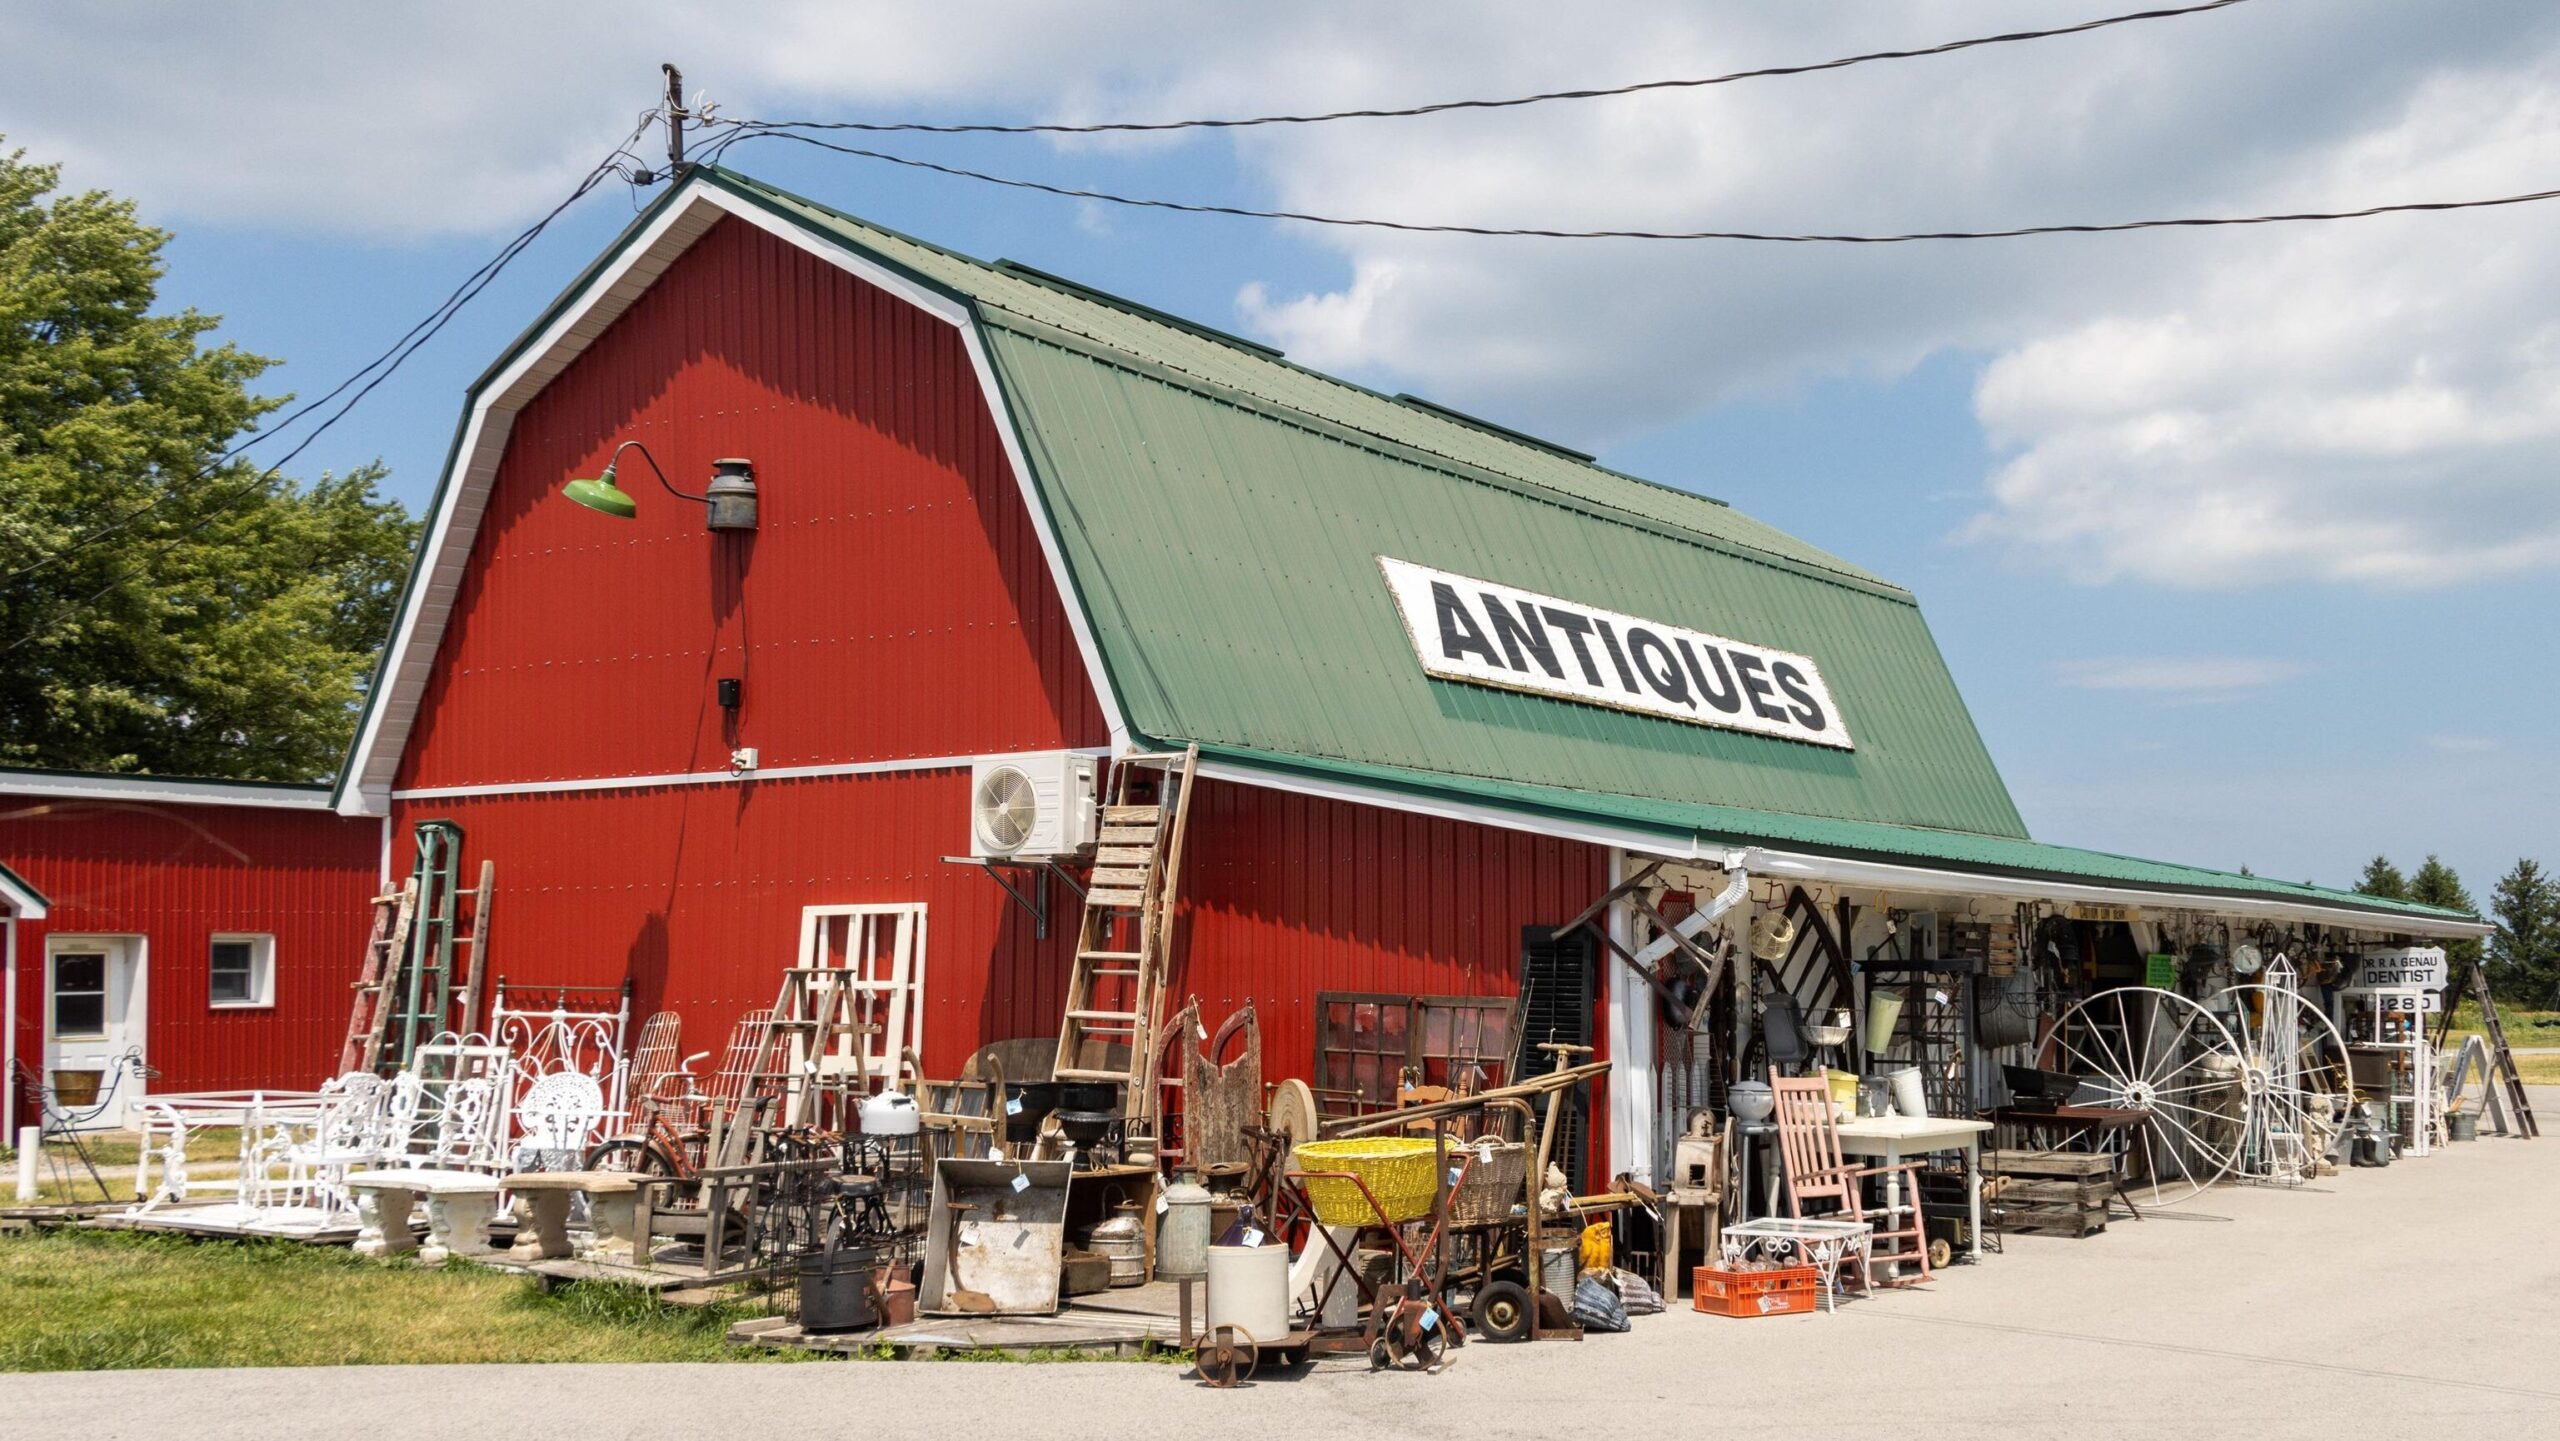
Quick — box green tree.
[2487,859,2560,1007]
[0,143,414,780]
[2355,856,2410,900]
[2407,855,2483,971]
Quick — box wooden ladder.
[749,966,880,1130]
[338,880,419,1074]
[2465,959,2540,1138]
[1054,745,1199,1126]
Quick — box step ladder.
[745,966,881,1131]
[338,880,419,1074]
[1053,745,1199,1127]
[381,821,494,1071]
[2464,959,2539,1138]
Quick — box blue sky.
[7,2,2553,901]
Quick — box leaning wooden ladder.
[339,880,420,1074]
[2462,959,2540,1138]
[1054,745,1200,1135]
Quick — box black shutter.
[1516,924,1596,1191]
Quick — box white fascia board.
[1185,753,2488,940]
[0,770,333,813]
[337,177,1132,816]
[392,747,1109,803]
[0,869,47,920]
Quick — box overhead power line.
[716,130,2560,243]
[725,0,2258,138]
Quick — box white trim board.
[0,770,332,813]
[0,868,47,920]
[336,177,1131,817]
[393,747,1110,803]
[1185,755,2491,942]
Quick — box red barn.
[8,167,2479,1177]
[1,771,381,1134]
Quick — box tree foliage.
[2406,854,2482,970]
[0,142,414,780]
[2488,859,2560,1008]
[2354,855,2409,901]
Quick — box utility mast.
[662,62,688,173]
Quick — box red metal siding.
[3,799,381,1101]
[389,774,1605,1138]
[397,215,1106,792]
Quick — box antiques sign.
[1378,557,1853,749]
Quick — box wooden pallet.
[1993,1202,2108,1238]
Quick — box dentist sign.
[1379,557,1854,750]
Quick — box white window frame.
[207,932,276,1010]
[47,943,114,1041]
[794,904,928,1090]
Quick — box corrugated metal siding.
[1176,777,1610,1092]
[984,324,2024,837]
[389,772,1612,1164]
[2,799,380,1094]
[396,216,1106,792]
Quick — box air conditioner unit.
[969,753,1098,860]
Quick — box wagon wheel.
[2222,981,2354,1185]
[1380,1303,1448,1370]
[2051,987,2243,1208]
[1195,1324,1257,1388]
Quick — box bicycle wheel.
[583,1137,680,1176]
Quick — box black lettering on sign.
[1771,661,1827,731]
[1483,595,1564,679]
[1540,607,1606,686]
[1431,582,1500,666]
[1729,651,1790,723]
[1589,618,1644,694]
[1626,628,1692,707]
[1678,639,1744,714]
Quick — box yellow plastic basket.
[1292,1138,1443,1225]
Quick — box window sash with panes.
[209,936,271,1007]
[52,952,108,1038]
[1314,992,1514,1122]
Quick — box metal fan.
[2049,987,2244,1207]
[971,765,1039,853]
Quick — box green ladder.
[382,821,493,1071]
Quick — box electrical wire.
[713,129,2560,243]
[721,0,2259,138]
[6,118,661,591]
[2,122,659,654]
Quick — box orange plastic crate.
[1693,1263,1821,1318]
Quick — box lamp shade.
[562,468,637,519]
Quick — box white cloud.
[7,2,2559,592]
[2051,656,2310,703]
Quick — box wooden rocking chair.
[1769,1072,1932,1290]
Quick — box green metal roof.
[706,169,2028,840]
[1197,744,2480,929]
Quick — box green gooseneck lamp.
[563,441,758,531]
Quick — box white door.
[44,937,146,1129]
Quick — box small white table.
[1720,1217,1872,1311]
[1832,1115,1993,1262]
[344,1168,502,1264]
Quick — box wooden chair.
[1769,1071,1932,1290]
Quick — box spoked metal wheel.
[2221,981,2354,1185]
[2051,987,2244,1207]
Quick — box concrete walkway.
[7,1093,2557,1440]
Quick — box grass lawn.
[2439,1001,2560,1085]
[0,1228,800,1370]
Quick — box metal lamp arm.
[609,440,705,503]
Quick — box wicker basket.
[1444,1138,1528,1227]
[1292,1138,1442,1225]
